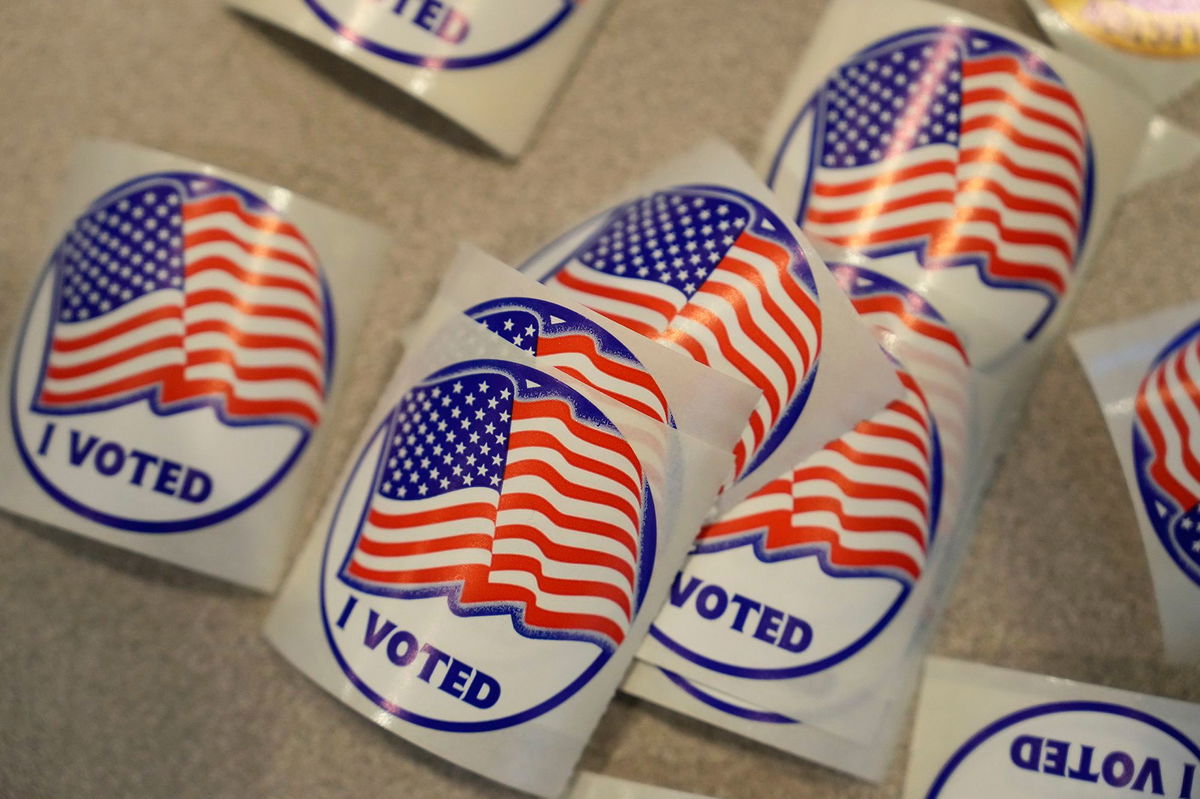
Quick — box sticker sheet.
[637,262,977,725]
[520,139,903,511]
[1027,0,1200,106]
[1073,302,1200,663]
[622,659,920,783]
[263,247,753,798]
[0,139,387,591]
[226,0,612,157]
[905,657,1200,798]
[759,0,1153,374]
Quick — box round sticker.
[648,268,968,679]
[303,0,577,69]
[1049,0,1200,57]
[520,184,823,485]
[319,358,656,731]
[1133,319,1200,588]
[925,701,1200,798]
[9,171,334,533]
[767,25,1095,352]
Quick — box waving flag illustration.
[33,173,329,429]
[467,297,671,425]
[788,26,1093,337]
[340,361,652,650]
[695,268,969,586]
[1134,322,1200,583]
[542,187,822,481]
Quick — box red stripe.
[790,494,926,553]
[496,492,638,559]
[721,252,817,374]
[368,502,498,530]
[183,228,318,279]
[553,268,678,332]
[493,524,637,587]
[515,397,644,486]
[961,147,1082,206]
[962,86,1085,152]
[355,533,494,558]
[825,434,930,492]
[766,520,922,581]
[184,289,323,334]
[51,305,182,352]
[183,195,315,266]
[809,159,957,199]
[791,465,929,531]
[184,319,324,362]
[960,115,1084,179]
[485,553,632,619]
[38,364,182,407]
[849,294,968,363]
[184,348,325,394]
[458,575,627,645]
[536,332,669,422]
[696,275,800,394]
[963,56,1086,131]
[185,255,321,307]
[807,188,956,226]
[44,334,181,380]
[503,458,642,531]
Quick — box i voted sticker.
[9,171,334,533]
[1133,319,1200,588]
[302,0,578,69]
[319,358,656,730]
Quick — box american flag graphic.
[787,27,1092,335]
[339,361,650,650]
[467,297,671,425]
[1134,322,1200,578]
[694,268,970,585]
[542,188,823,481]
[33,174,329,429]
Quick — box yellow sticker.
[1048,0,1200,57]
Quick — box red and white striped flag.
[35,178,327,429]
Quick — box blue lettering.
[335,595,358,629]
[778,615,812,653]
[439,659,473,697]
[729,594,760,632]
[695,585,728,620]
[153,459,182,495]
[128,449,159,486]
[1011,735,1042,771]
[1043,739,1070,776]
[1104,752,1136,788]
[1181,763,1196,798]
[669,573,701,607]
[363,610,396,650]
[36,422,55,456]
[178,468,212,503]
[1132,758,1164,795]
[417,643,452,683]
[68,430,99,466]
[386,630,418,667]
[464,670,500,709]
[414,0,444,31]
[752,606,784,645]
[94,442,125,476]
[1069,745,1102,782]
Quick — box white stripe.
[185,239,323,297]
[536,349,667,421]
[482,568,631,630]
[50,291,182,340]
[47,317,183,368]
[492,536,633,591]
[351,546,492,575]
[185,268,324,320]
[184,208,316,265]
[963,68,1086,138]
[41,349,181,394]
[958,127,1083,189]
[785,513,927,564]
[1145,343,1200,500]
[183,302,326,353]
[184,330,325,378]
[182,361,323,409]
[552,261,683,332]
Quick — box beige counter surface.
[2,1,1199,797]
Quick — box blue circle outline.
[8,171,336,534]
[302,0,575,69]
[318,358,658,732]
[924,700,1200,798]
[649,265,951,680]
[765,25,1097,344]
[1131,318,1200,588]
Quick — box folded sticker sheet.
[226,0,612,157]
[637,263,976,725]
[760,0,1152,374]
[264,247,755,797]
[520,139,903,511]
[1027,0,1200,107]
[0,139,387,591]
[905,657,1200,798]
[1073,302,1200,663]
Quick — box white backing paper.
[1072,302,1200,663]
[905,657,1200,798]
[264,248,748,797]
[226,0,612,157]
[0,139,387,591]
